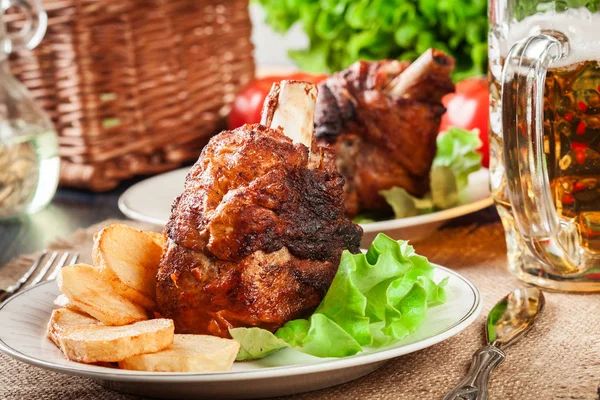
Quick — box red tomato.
[228,73,328,130]
[439,77,490,168]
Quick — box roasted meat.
[157,81,363,337]
[314,49,456,216]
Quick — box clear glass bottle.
[0,0,58,220]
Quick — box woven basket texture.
[5,0,255,191]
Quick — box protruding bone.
[260,80,318,152]
[384,49,455,102]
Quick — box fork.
[0,250,79,303]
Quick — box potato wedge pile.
[47,223,240,372]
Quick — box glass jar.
[0,0,58,220]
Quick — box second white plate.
[119,167,492,244]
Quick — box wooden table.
[0,180,501,267]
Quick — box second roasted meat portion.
[315,49,455,216]
[157,123,363,337]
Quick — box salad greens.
[433,127,483,188]
[379,127,482,220]
[513,0,600,21]
[232,327,289,361]
[255,0,488,80]
[230,234,447,360]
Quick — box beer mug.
[490,0,600,291]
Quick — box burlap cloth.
[0,219,598,400]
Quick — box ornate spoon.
[443,287,545,400]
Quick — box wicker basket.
[5,0,255,191]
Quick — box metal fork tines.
[0,251,79,303]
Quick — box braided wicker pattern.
[6,0,255,191]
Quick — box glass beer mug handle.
[501,33,586,275]
[1,0,47,53]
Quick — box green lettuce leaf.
[379,188,434,218]
[231,234,447,359]
[256,0,489,80]
[430,165,459,209]
[433,127,483,189]
[230,327,289,361]
[275,319,310,347]
[379,127,482,220]
[293,314,363,357]
[353,214,377,224]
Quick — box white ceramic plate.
[118,168,492,244]
[0,266,481,400]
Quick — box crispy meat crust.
[314,53,455,216]
[157,124,363,336]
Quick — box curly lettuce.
[255,0,488,80]
[230,233,447,359]
[433,127,483,188]
[379,127,482,219]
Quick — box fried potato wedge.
[118,334,240,372]
[47,308,101,350]
[53,294,83,313]
[146,231,167,250]
[57,263,148,326]
[59,319,174,363]
[92,224,163,310]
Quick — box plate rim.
[118,168,493,231]
[360,168,492,231]
[0,265,481,383]
[118,168,187,226]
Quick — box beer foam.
[501,7,600,67]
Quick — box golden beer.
[490,6,600,291]
[546,61,600,252]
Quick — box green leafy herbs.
[513,0,600,21]
[255,0,488,80]
[378,127,482,220]
[352,214,378,224]
[230,233,447,360]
